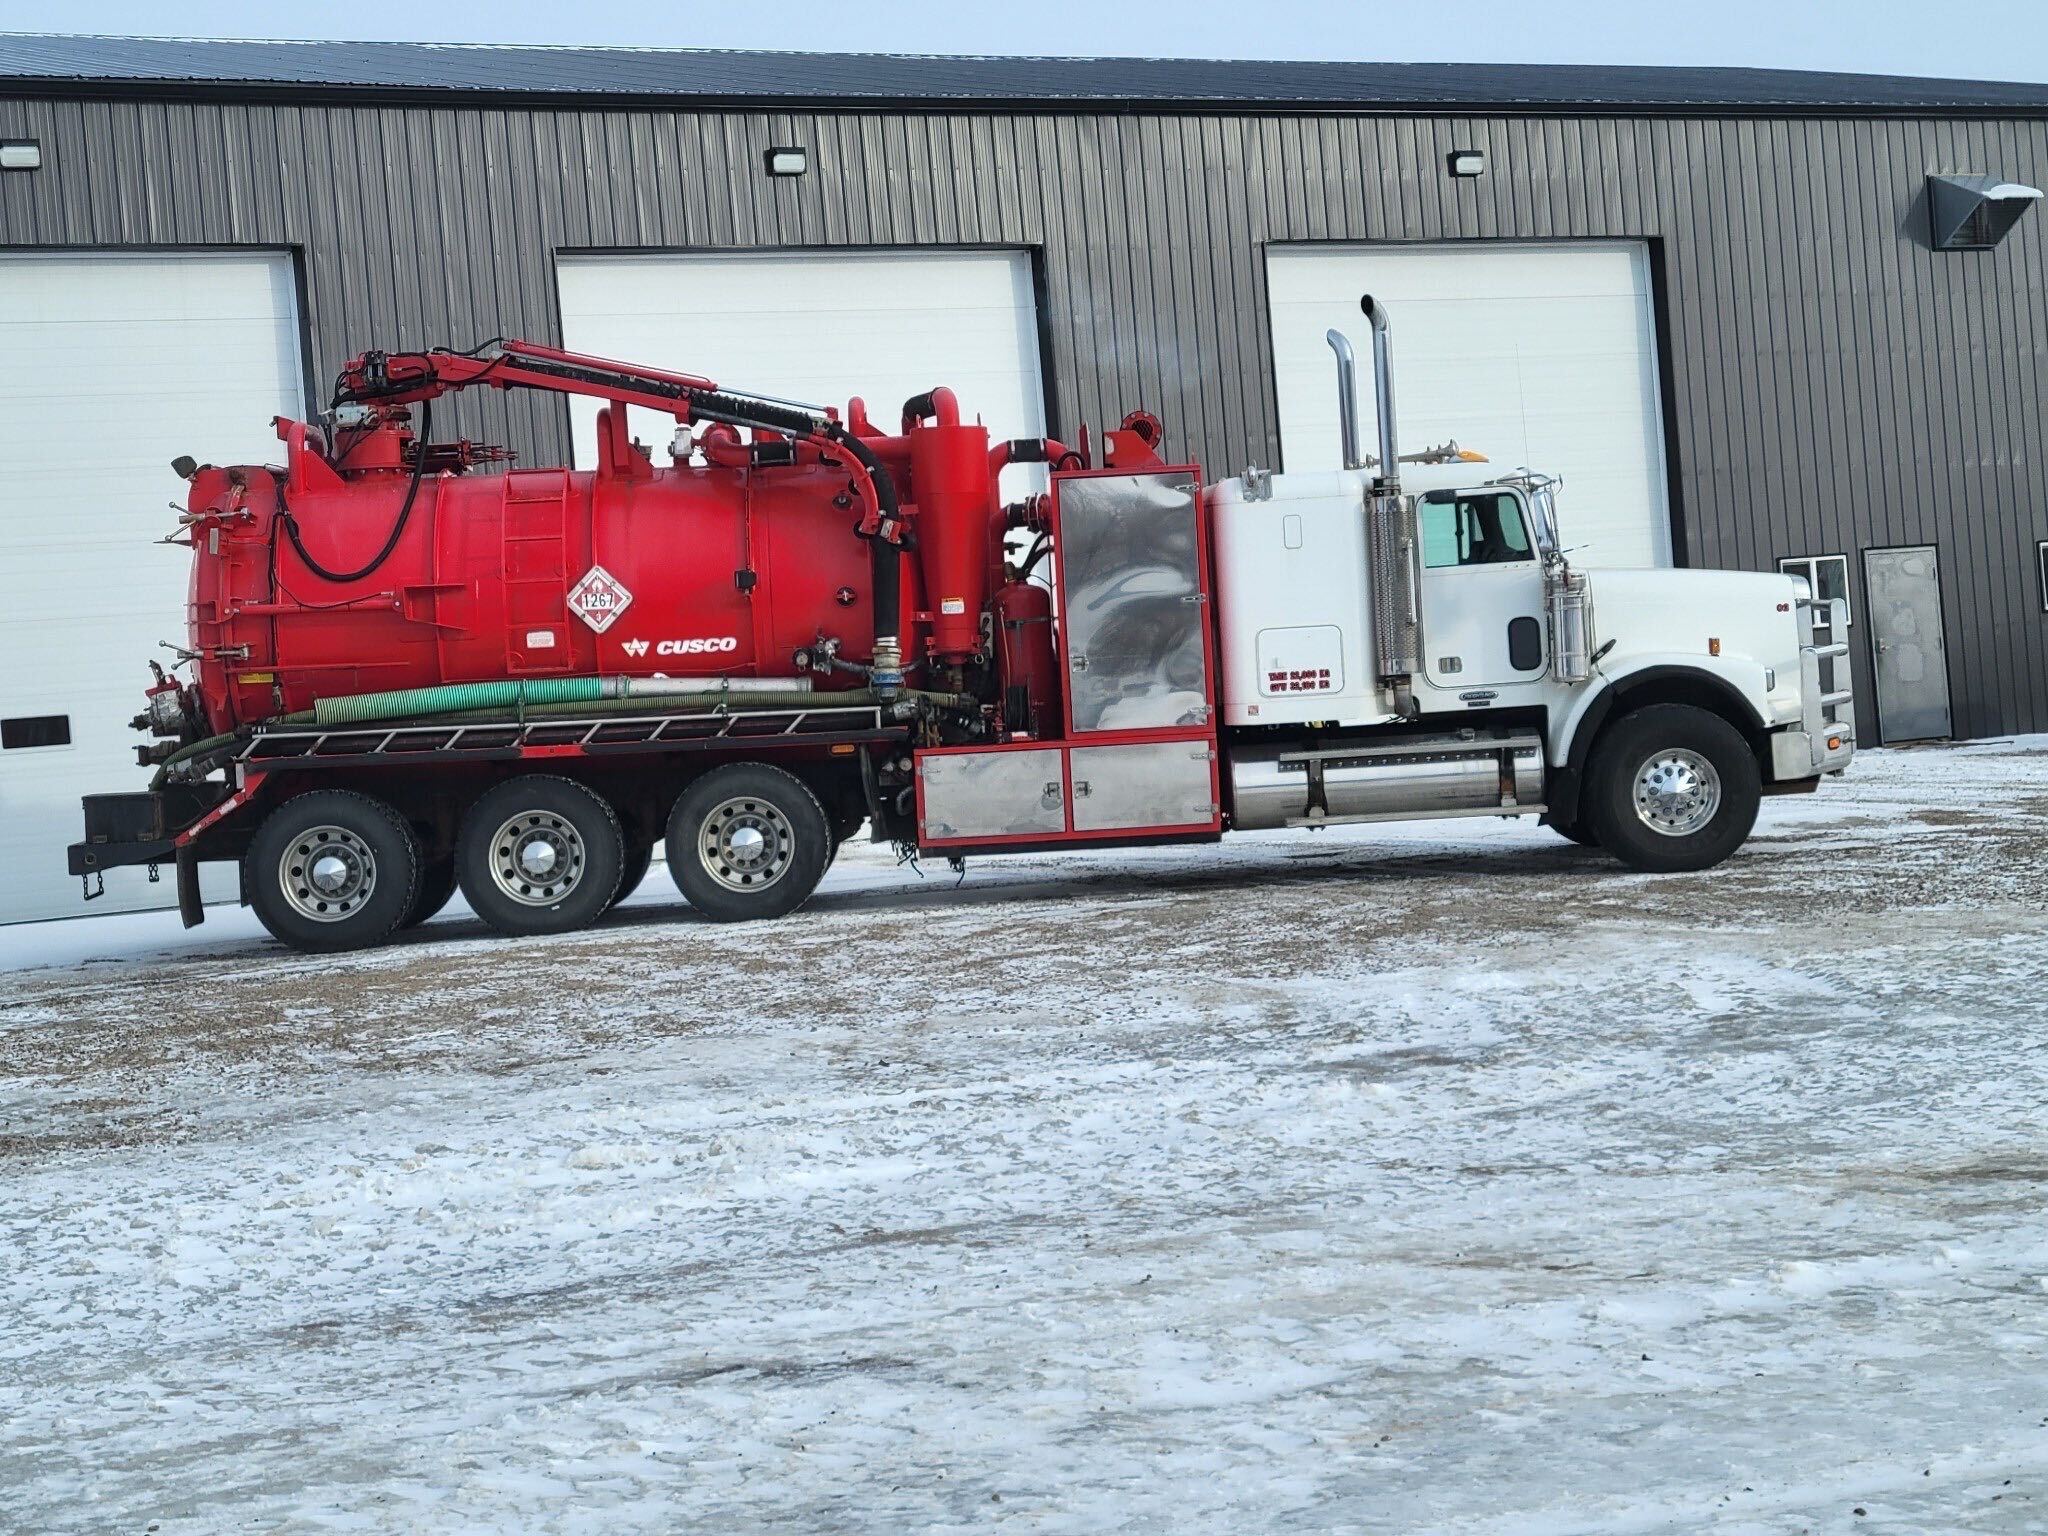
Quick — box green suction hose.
[311,677,607,726]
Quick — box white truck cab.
[1205,298,1853,870]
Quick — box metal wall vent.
[1927,173,2043,250]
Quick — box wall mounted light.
[1447,148,1485,178]
[0,139,42,172]
[764,146,808,178]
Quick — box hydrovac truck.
[68,300,1855,952]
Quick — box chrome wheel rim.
[698,796,795,893]
[1633,748,1722,837]
[279,825,376,923]
[489,810,587,906]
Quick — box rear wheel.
[400,855,459,929]
[247,790,419,953]
[1584,704,1761,872]
[456,775,624,936]
[666,763,831,922]
[607,840,655,912]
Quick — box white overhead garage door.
[0,252,304,925]
[1267,242,1673,568]
[555,250,1046,468]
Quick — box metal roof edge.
[4,76,2048,120]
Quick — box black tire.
[246,789,420,954]
[607,840,655,912]
[1544,815,1601,847]
[666,762,831,922]
[400,856,459,929]
[1583,704,1761,873]
[456,775,625,937]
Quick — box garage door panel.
[1274,245,1646,305]
[0,257,298,325]
[565,248,1037,311]
[1268,242,1671,571]
[556,250,1045,472]
[0,252,302,924]
[24,352,300,408]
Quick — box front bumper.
[1772,726,1855,781]
[1778,595,1856,778]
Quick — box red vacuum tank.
[179,395,996,733]
[169,340,1084,753]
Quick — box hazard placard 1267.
[567,565,634,634]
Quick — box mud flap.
[176,846,206,929]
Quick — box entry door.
[1417,489,1548,692]
[1863,546,1952,743]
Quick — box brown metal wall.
[2,95,2045,736]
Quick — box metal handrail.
[238,702,896,763]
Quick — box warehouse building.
[2,33,2046,922]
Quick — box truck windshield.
[1420,492,1533,568]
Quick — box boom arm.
[331,337,911,692]
[335,338,900,533]
[336,339,830,433]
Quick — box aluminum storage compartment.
[1069,740,1217,832]
[918,747,1065,840]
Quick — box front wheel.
[246,790,420,953]
[666,763,831,922]
[456,775,625,936]
[1583,704,1761,873]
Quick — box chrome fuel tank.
[1227,734,1544,830]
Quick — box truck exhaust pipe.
[1356,294,1420,714]
[1360,294,1399,487]
[1325,329,1363,472]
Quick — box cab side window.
[1420,493,1535,569]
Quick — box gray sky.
[9,0,2048,82]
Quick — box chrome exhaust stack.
[1356,294,1420,713]
[1360,294,1399,489]
[1325,328,1364,472]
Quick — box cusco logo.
[621,637,740,658]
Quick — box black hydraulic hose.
[686,389,824,438]
[149,731,239,788]
[283,401,433,585]
[823,424,904,670]
[680,391,909,672]
[868,537,901,648]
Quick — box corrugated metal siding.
[2,97,2045,737]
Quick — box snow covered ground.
[5,741,2048,1534]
